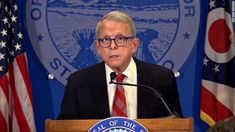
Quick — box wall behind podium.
[17,0,213,131]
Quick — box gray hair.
[95,11,136,39]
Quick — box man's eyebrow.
[115,33,127,37]
[103,35,111,38]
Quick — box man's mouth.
[109,55,120,58]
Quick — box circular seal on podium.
[89,117,148,132]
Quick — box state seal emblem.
[89,117,148,132]
[26,0,200,85]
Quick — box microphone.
[109,72,178,117]
[110,72,117,84]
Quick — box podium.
[45,118,194,132]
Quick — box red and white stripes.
[0,53,36,132]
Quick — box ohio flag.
[200,0,235,126]
[0,0,36,131]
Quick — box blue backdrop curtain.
[16,0,212,131]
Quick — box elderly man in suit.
[58,11,182,119]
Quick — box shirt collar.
[105,58,136,83]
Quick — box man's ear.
[95,41,101,55]
[132,38,140,53]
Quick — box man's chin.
[108,58,121,65]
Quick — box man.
[58,11,182,119]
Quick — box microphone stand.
[110,81,176,117]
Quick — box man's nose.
[109,39,117,49]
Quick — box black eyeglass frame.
[97,36,134,48]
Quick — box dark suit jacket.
[58,58,182,119]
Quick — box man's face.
[96,19,139,72]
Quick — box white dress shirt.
[105,58,137,119]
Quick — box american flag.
[0,0,36,131]
[200,0,235,126]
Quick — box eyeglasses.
[97,36,134,48]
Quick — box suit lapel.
[90,62,111,118]
[89,59,153,118]
[135,59,151,118]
